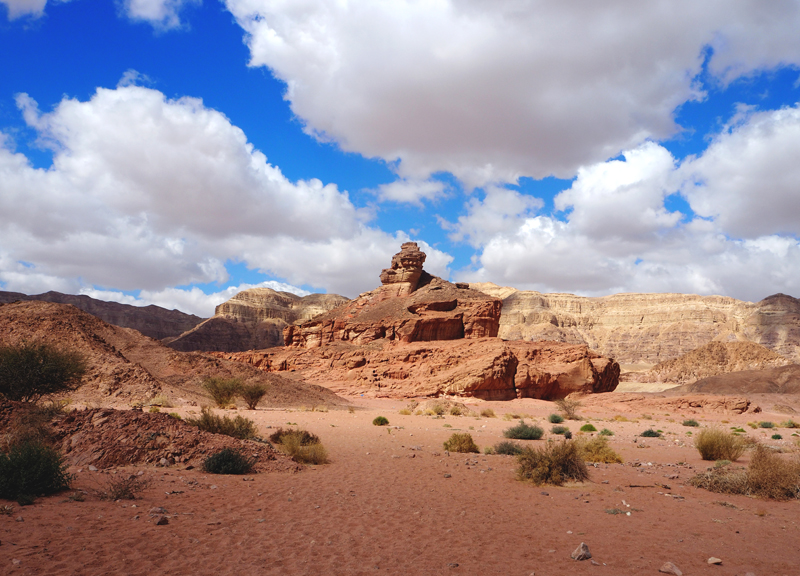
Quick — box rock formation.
[0,290,202,340]
[165,288,349,352]
[470,284,800,364]
[666,364,800,396]
[0,301,347,408]
[284,243,501,348]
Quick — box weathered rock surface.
[165,288,349,352]
[621,341,792,385]
[0,290,202,340]
[582,392,760,414]
[216,339,619,400]
[667,364,800,396]
[285,244,501,348]
[470,284,800,364]
[0,301,349,408]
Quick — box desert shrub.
[148,406,160,413]
[772,434,783,440]
[694,428,745,461]
[268,428,320,446]
[447,405,462,416]
[443,433,479,453]
[168,412,181,420]
[373,416,389,426]
[564,431,573,439]
[493,441,523,456]
[682,419,700,427]
[781,420,800,429]
[759,421,775,429]
[0,440,72,504]
[580,424,597,432]
[202,448,256,475]
[1,404,59,450]
[430,404,445,416]
[503,421,544,440]
[577,436,623,463]
[599,428,614,436]
[0,342,87,403]
[554,398,581,420]
[102,474,152,500]
[201,377,242,408]
[269,428,328,464]
[148,395,173,408]
[640,429,661,438]
[548,413,564,424]
[238,383,268,410]
[612,415,629,422]
[184,407,256,440]
[516,440,589,486]
[551,425,569,436]
[480,408,496,418]
[398,409,412,415]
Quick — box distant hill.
[665,364,800,396]
[0,290,203,340]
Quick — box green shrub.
[599,428,614,436]
[0,441,72,504]
[443,433,479,453]
[168,412,182,420]
[548,413,564,424]
[0,342,87,403]
[238,382,268,410]
[449,406,463,416]
[579,424,597,432]
[201,377,242,408]
[503,420,544,440]
[577,436,623,463]
[480,408,496,418]
[682,419,700,427]
[551,425,569,435]
[772,434,783,440]
[694,428,745,461]
[640,429,661,438]
[759,421,775,429]
[202,448,256,475]
[372,416,389,426]
[185,407,257,440]
[493,441,523,456]
[781,420,800,429]
[516,440,589,486]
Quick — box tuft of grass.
[694,428,746,461]
[449,406,463,416]
[430,404,445,416]
[184,407,257,440]
[548,413,564,424]
[516,440,590,486]
[148,406,160,413]
[551,425,569,436]
[599,428,614,436]
[640,429,661,438]
[781,420,800,429]
[102,474,151,500]
[202,448,256,475]
[372,416,389,426]
[201,377,242,408]
[0,440,72,504]
[168,412,182,420]
[398,409,412,416]
[443,433,479,453]
[747,422,758,429]
[503,420,544,440]
[759,421,775,429]
[577,436,623,463]
[579,424,597,433]
[480,408,496,418]
[682,419,700,427]
[612,415,629,422]
[238,383,268,410]
[269,428,328,464]
[269,428,320,446]
[493,440,524,456]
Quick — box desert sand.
[3,393,800,576]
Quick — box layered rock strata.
[165,288,349,352]
[471,284,800,364]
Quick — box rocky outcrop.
[285,243,501,348]
[165,288,349,352]
[470,284,800,364]
[0,290,203,340]
[667,364,800,396]
[216,339,619,400]
[621,341,792,385]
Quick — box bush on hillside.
[0,342,87,403]
[184,407,257,440]
[238,383,268,410]
[201,377,242,408]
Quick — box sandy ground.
[2,394,800,576]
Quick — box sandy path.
[2,396,799,575]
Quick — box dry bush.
[449,405,463,416]
[554,398,581,420]
[238,383,268,410]
[695,428,746,461]
[102,473,152,500]
[493,440,523,456]
[480,408,496,418]
[201,377,242,408]
[443,433,479,453]
[398,409,412,415]
[516,440,589,486]
[577,436,623,463]
[184,407,257,440]
[269,428,328,464]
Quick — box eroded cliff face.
[471,284,800,364]
[165,288,349,352]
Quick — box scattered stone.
[444,473,452,478]
[659,561,683,575]
[12,559,20,565]
[149,507,168,515]
[447,563,459,568]
[15,516,23,522]
[88,465,98,472]
[570,542,592,561]
[707,557,722,565]
[540,492,549,496]
[159,458,169,466]
[154,515,169,526]
[590,559,600,566]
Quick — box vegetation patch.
[759,421,775,429]
[102,473,152,500]
[202,448,256,475]
[372,416,389,426]
[694,428,746,461]
[599,428,614,436]
[579,424,597,432]
[772,434,783,440]
[480,408,496,418]
[516,440,590,486]
[0,342,87,403]
[269,428,328,465]
[184,407,257,440]
[0,440,72,504]
[640,429,661,438]
[548,413,564,424]
[577,436,623,463]
[493,440,524,456]
[201,377,243,408]
[238,383,268,410]
[682,419,700,427]
[551,425,570,436]
[443,432,479,453]
[503,420,544,440]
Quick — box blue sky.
[1,1,800,316]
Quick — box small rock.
[15,516,23,523]
[570,542,592,561]
[659,561,683,575]
[590,559,600,566]
[12,559,20,565]
[444,473,452,478]
[88,465,98,472]
[154,515,169,525]
[541,491,549,496]
[744,572,757,576]
[149,507,168,515]
[159,458,169,466]
[707,557,722,565]
[447,563,459,568]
